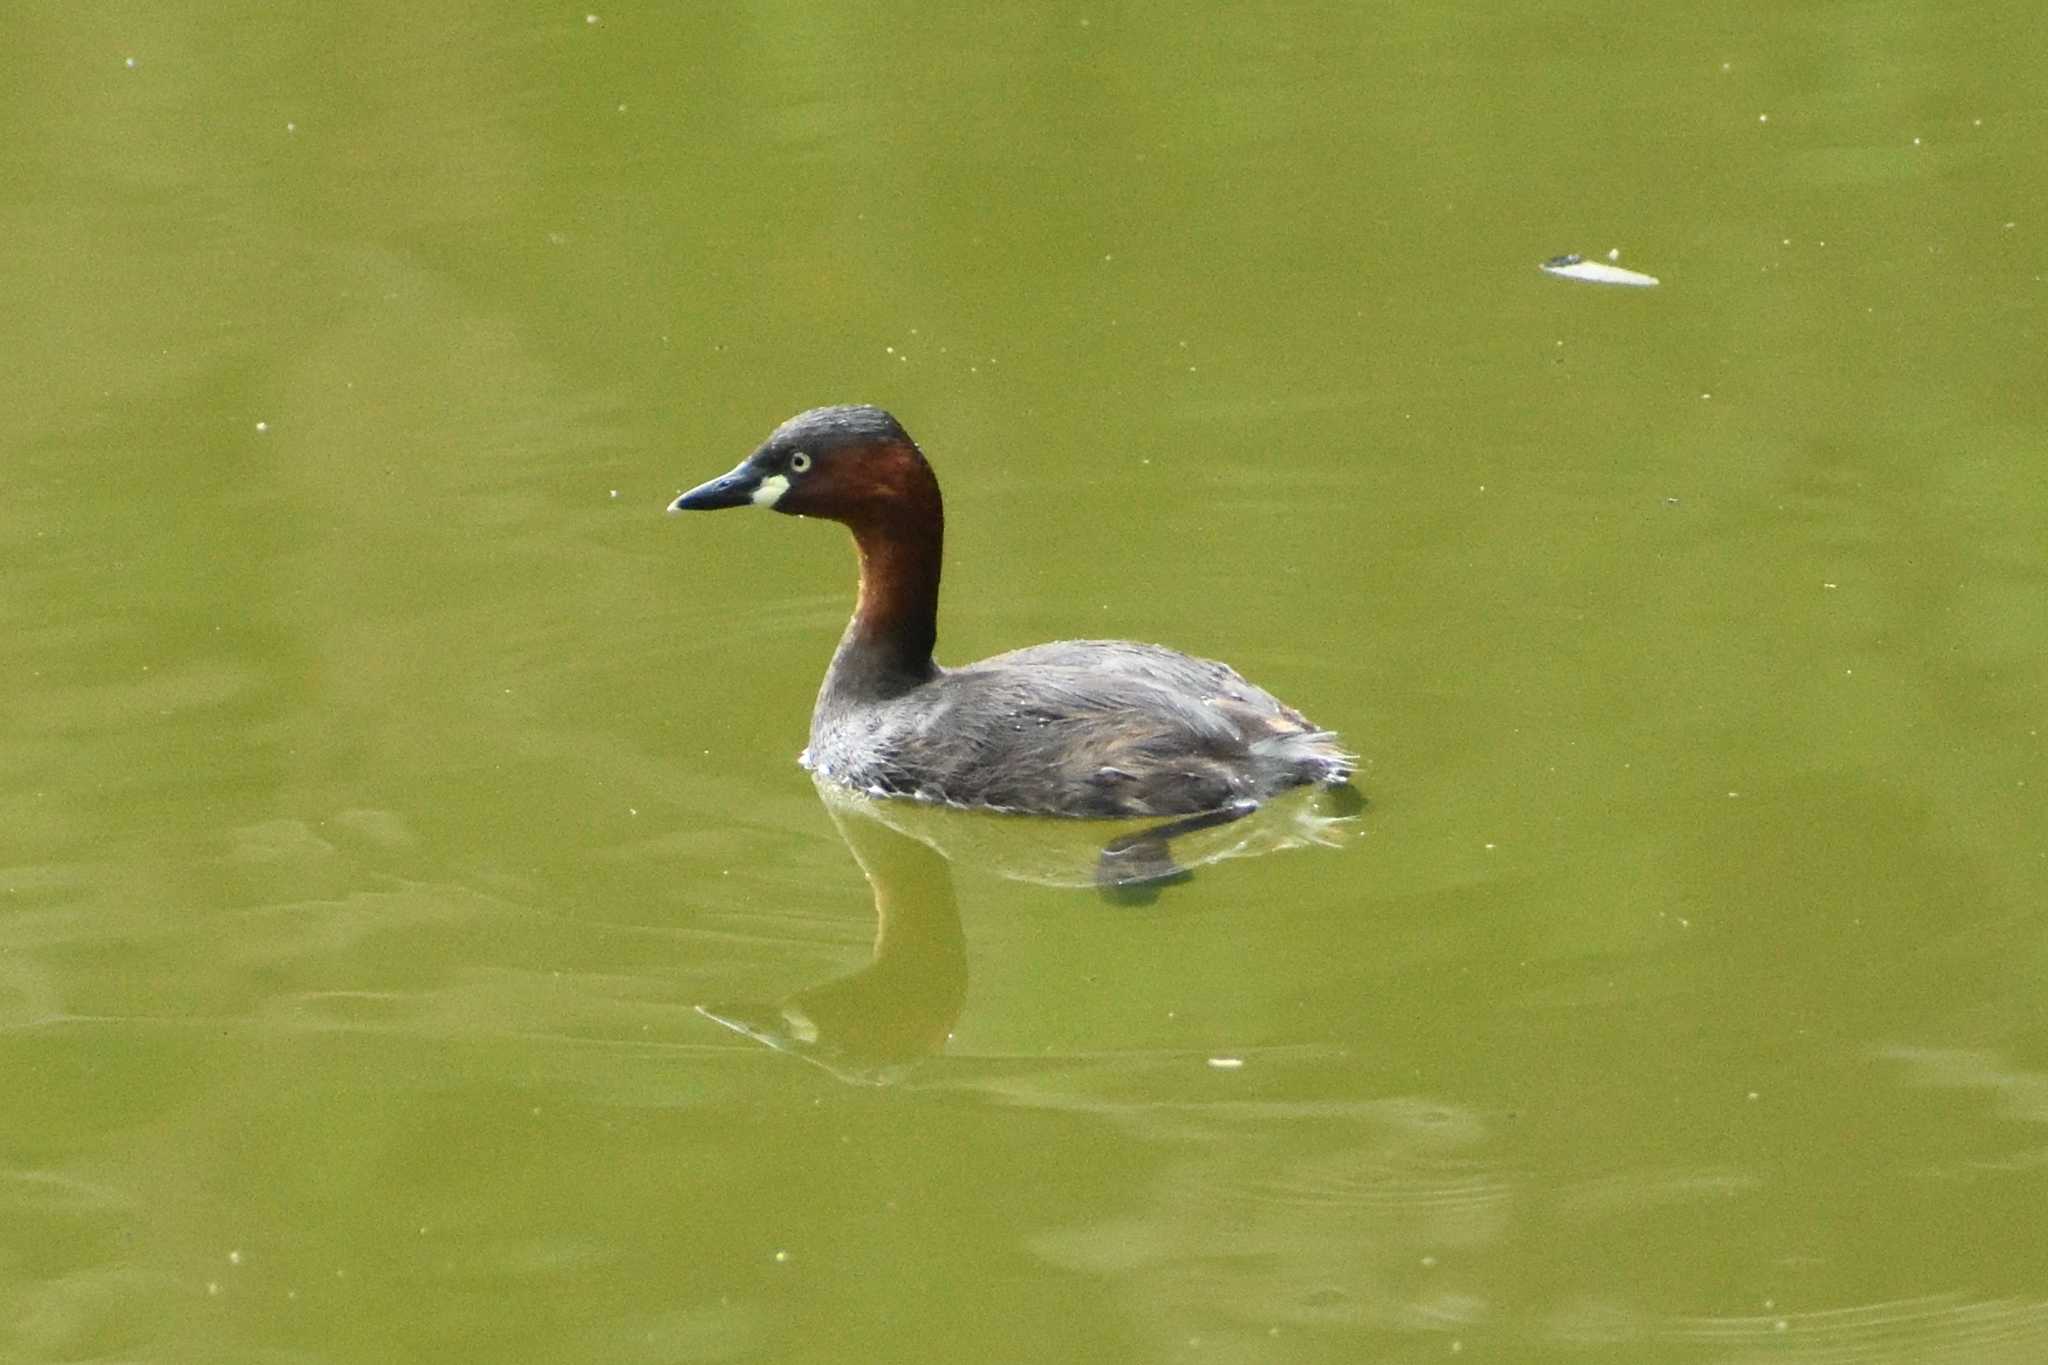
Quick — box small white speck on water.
[1747,1090,1760,1101]
[628,807,638,816]
[1823,581,1837,589]
[124,56,137,69]
[1701,392,1713,401]
[255,421,269,433]
[1207,1056,1244,1070]
[1606,247,1621,262]
[286,121,297,133]
[1774,1319,1790,1332]
[227,1249,243,1266]
[1912,136,1922,146]
[1758,112,1770,123]
[585,13,600,24]
[1483,842,1497,851]
[772,1250,790,1264]
[1727,790,1741,798]
[609,489,618,499]
[206,1280,221,1296]
[1421,1255,1439,1268]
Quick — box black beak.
[667,462,757,513]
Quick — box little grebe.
[668,405,1353,820]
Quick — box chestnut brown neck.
[827,463,944,694]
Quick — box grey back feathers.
[805,640,1353,818]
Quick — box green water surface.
[4,4,2045,1362]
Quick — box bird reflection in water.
[696,776,1362,1084]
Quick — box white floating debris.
[1207,1056,1245,1070]
[1540,253,1660,288]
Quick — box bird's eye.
[789,450,812,473]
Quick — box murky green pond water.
[5,4,2045,1362]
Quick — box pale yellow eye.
[790,450,812,473]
